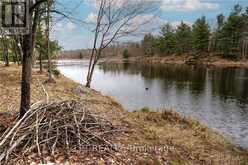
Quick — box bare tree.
[85,0,158,87]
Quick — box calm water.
[57,60,248,149]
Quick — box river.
[57,59,248,149]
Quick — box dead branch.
[0,100,119,164]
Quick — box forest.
[142,4,248,59]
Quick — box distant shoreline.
[100,54,248,68]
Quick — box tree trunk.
[12,51,17,64]
[14,36,23,64]
[13,40,20,65]
[86,52,99,88]
[4,47,9,66]
[20,34,32,117]
[2,36,9,66]
[46,0,53,82]
[86,61,96,88]
[19,7,39,117]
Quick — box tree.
[158,23,176,54]
[192,16,210,54]
[217,14,225,30]
[0,35,9,66]
[45,0,54,83]
[217,4,246,58]
[175,21,192,54]
[36,21,61,73]
[212,14,225,53]
[86,0,157,87]
[20,0,49,117]
[141,33,156,56]
[36,23,46,72]
[13,36,23,64]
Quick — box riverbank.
[102,54,248,68]
[0,64,248,164]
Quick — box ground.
[102,54,248,68]
[0,64,248,164]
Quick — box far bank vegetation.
[62,4,248,61]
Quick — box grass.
[0,64,248,164]
[124,108,248,164]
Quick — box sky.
[50,0,248,50]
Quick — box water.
[57,60,248,149]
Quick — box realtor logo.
[0,0,29,35]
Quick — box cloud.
[52,12,194,50]
[161,0,219,12]
[85,0,155,8]
[124,14,164,33]
[51,21,83,50]
[52,22,76,32]
[86,12,98,23]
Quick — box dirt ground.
[0,64,248,164]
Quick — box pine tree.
[192,16,210,55]
[218,4,246,58]
[175,21,192,54]
[141,33,156,56]
[159,23,176,55]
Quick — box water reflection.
[100,63,248,106]
[58,60,248,149]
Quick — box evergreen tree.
[175,21,192,54]
[217,14,225,31]
[192,16,210,54]
[159,23,176,54]
[141,33,156,56]
[218,4,246,58]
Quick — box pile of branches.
[0,100,118,163]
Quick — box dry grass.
[0,64,125,125]
[0,64,248,164]
[126,109,248,164]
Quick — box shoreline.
[1,64,248,164]
[100,54,248,68]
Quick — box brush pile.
[0,100,118,164]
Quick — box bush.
[122,49,129,59]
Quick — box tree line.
[0,21,61,68]
[142,4,248,59]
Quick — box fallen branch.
[0,100,119,163]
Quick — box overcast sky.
[50,0,248,50]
